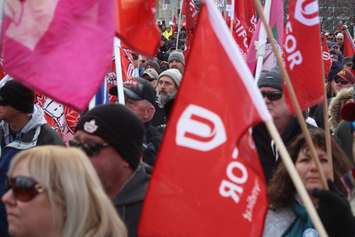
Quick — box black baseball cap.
[109,78,156,105]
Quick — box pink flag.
[139,1,270,236]
[246,0,284,72]
[1,0,115,110]
[284,0,324,111]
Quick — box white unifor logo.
[322,51,330,61]
[294,0,319,27]
[84,120,98,134]
[176,104,227,152]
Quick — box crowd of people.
[0,18,354,237]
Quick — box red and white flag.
[321,36,332,79]
[182,0,200,33]
[284,0,324,111]
[139,1,271,236]
[116,0,160,56]
[343,29,355,58]
[1,0,115,110]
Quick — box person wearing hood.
[0,79,64,237]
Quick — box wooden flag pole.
[320,42,334,179]
[253,0,329,190]
[265,120,328,237]
[113,37,125,105]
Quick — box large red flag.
[139,1,271,236]
[116,0,160,56]
[343,29,355,58]
[1,0,115,110]
[284,0,324,111]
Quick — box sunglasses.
[261,91,283,101]
[5,176,45,202]
[334,76,350,85]
[69,139,109,157]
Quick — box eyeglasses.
[5,176,45,202]
[69,139,109,157]
[334,76,350,85]
[261,91,283,101]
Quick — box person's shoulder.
[38,124,64,145]
[263,208,295,237]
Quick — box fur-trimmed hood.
[329,87,353,131]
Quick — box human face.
[125,98,148,122]
[157,76,177,95]
[169,60,184,73]
[0,105,20,122]
[2,160,62,237]
[72,131,128,197]
[295,146,333,191]
[259,87,289,119]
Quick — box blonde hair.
[9,145,127,237]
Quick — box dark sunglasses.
[334,76,350,85]
[261,91,283,101]
[69,139,109,157]
[5,176,44,202]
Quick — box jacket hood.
[329,87,353,131]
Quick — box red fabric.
[116,0,160,56]
[284,0,324,111]
[343,29,355,57]
[321,37,332,79]
[183,0,200,34]
[139,4,267,237]
[2,0,115,111]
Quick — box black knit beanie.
[76,104,144,170]
[0,80,34,113]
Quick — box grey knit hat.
[168,50,185,65]
[158,69,182,88]
[257,67,283,92]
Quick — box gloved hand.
[312,182,355,237]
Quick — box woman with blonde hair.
[2,145,127,237]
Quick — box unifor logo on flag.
[284,0,324,111]
[138,0,271,236]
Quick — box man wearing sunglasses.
[252,67,307,183]
[73,104,149,237]
[0,79,64,237]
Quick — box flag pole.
[254,0,272,83]
[321,42,334,179]
[229,0,234,32]
[265,120,328,237]
[253,0,329,191]
[176,0,184,50]
[113,37,125,105]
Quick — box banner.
[139,1,270,236]
[1,0,115,110]
[116,0,160,56]
[343,29,355,58]
[284,0,324,111]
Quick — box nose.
[2,190,16,206]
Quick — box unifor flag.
[182,0,200,33]
[284,0,324,111]
[230,0,257,55]
[246,0,284,72]
[343,29,355,58]
[116,0,160,56]
[1,0,115,110]
[138,0,271,236]
[321,36,332,79]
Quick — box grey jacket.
[263,208,296,237]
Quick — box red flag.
[284,0,324,111]
[1,0,115,110]
[231,0,257,55]
[139,1,270,236]
[116,0,160,56]
[183,0,200,33]
[343,29,355,57]
[321,36,332,79]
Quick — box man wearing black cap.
[252,67,305,183]
[0,79,64,237]
[73,104,150,237]
[109,78,162,166]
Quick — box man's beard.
[157,90,176,108]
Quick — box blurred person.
[156,68,182,109]
[73,104,149,237]
[263,128,354,237]
[145,59,161,74]
[0,79,64,236]
[168,50,185,73]
[329,68,354,97]
[335,32,345,53]
[142,68,159,89]
[2,145,127,237]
